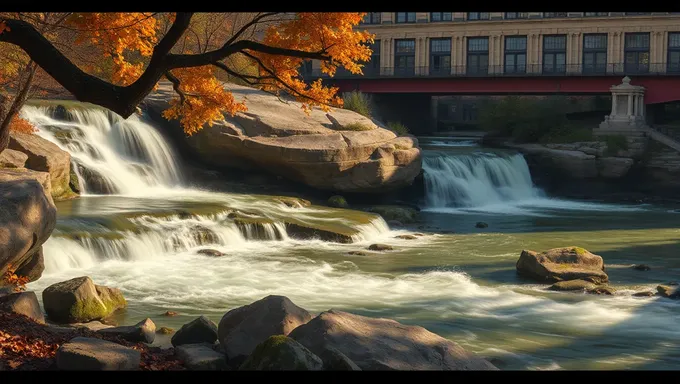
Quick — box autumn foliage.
[2,264,30,293]
[8,116,36,134]
[0,12,375,142]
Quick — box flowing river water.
[20,104,680,370]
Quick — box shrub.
[603,135,629,156]
[342,91,373,118]
[387,121,409,136]
[8,116,37,134]
[340,122,374,131]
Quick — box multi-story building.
[307,12,680,78]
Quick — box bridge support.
[594,76,649,137]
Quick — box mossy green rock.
[327,195,349,208]
[42,276,127,324]
[239,335,323,371]
[367,205,417,224]
[549,279,598,291]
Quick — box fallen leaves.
[2,264,30,292]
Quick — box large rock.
[217,295,312,364]
[0,291,45,324]
[657,284,680,299]
[597,157,634,178]
[97,318,156,343]
[42,276,127,323]
[8,131,76,200]
[516,247,609,284]
[143,83,422,194]
[171,316,218,347]
[509,144,598,179]
[0,169,56,284]
[56,337,141,370]
[238,335,323,371]
[175,343,228,370]
[289,310,497,370]
[366,205,417,223]
[0,149,28,168]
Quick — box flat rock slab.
[175,343,228,370]
[56,337,141,370]
[98,318,156,343]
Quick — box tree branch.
[164,71,186,105]
[223,12,279,46]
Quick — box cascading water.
[422,151,544,208]
[18,102,394,275]
[20,104,183,195]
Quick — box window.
[430,38,451,75]
[584,12,608,17]
[467,37,489,75]
[366,40,381,76]
[505,36,527,74]
[583,34,608,74]
[543,35,567,74]
[361,12,382,24]
[467,12,490,20]
[624,32,650,74]
[395,12,416,23]
[543,13,568,18]
[625,12,651,16]
[668,33,680,73]
[394,39,416,75]
[430,12,452,22]
[505,12,528,19]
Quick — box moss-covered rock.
[157,327,174,334]
[366,205,417,224]
[327,195,348,208]
[238,335,323,371]
[42,276,127,324]
[516,246,609,284]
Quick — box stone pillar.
[628,94,633,116]
[634,95,639,116]
[611,94,618,116]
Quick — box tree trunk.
[0,94,11,153]
[0,62,38,154]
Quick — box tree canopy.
[0,12,374,148]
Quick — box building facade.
[309,12,680,78]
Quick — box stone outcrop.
[238,335,324,371]
[0,149,28,168]
[97,318,156,343]
[366,205,417,223]
[56,337,141,370]
[516,247,608,284]
[8,132,77,201]
[42,276,127,323]
[0,169,57,284]
[171,316,218,347]
[289,309,497,370]
[175,343,228,370]
[143,83,422,193]
[217,295,312,365]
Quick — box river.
[21,104,680,370]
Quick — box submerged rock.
[171,316,218,347]
[347,251,367,256]
[197,249,225,257]
[218,295,312,365]
[157,327,174,335]
[56,337,141,370]
[475,222,488,228]
[163,311,179,317]
[368,244,393,251]
[516,247,608,284]
[289,309,497,370]
[632,264,651,271]
[327,195,348,208]
[395,234,417,240]
[238,335,323,371]
[633,291,656,297]
[549,279,598,292]
[367,205,417,223]
[42,276,126,324]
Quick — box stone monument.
[594,76,649,137]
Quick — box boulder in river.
[171,316,218,347]
[290,309,496,370]
[0,169,56,284]
[218,295,312,365]
[367,205,417,223]
[97,318,156,343]
[42,276,127,323]
[516,247,609,284]
[656,284,680,299]
[549,279,598,292]
[175,343,228,370]
[475,222,488,228]
[327,195,349,208]
[238,335,323,371]
[8,131,77,201]
[632,264,651,271]
[368,244,393,251]
[0,291,45,324]
[142,82,422,194]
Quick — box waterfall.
[20,104,183,195]
[422,151,544,208]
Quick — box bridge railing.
[301,63,680,80]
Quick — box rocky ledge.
[142,83,422,194]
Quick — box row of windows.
[365,32,680,75]
[361,12,672,24]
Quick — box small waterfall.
[422,152,543,208]
[20,104,183,195]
